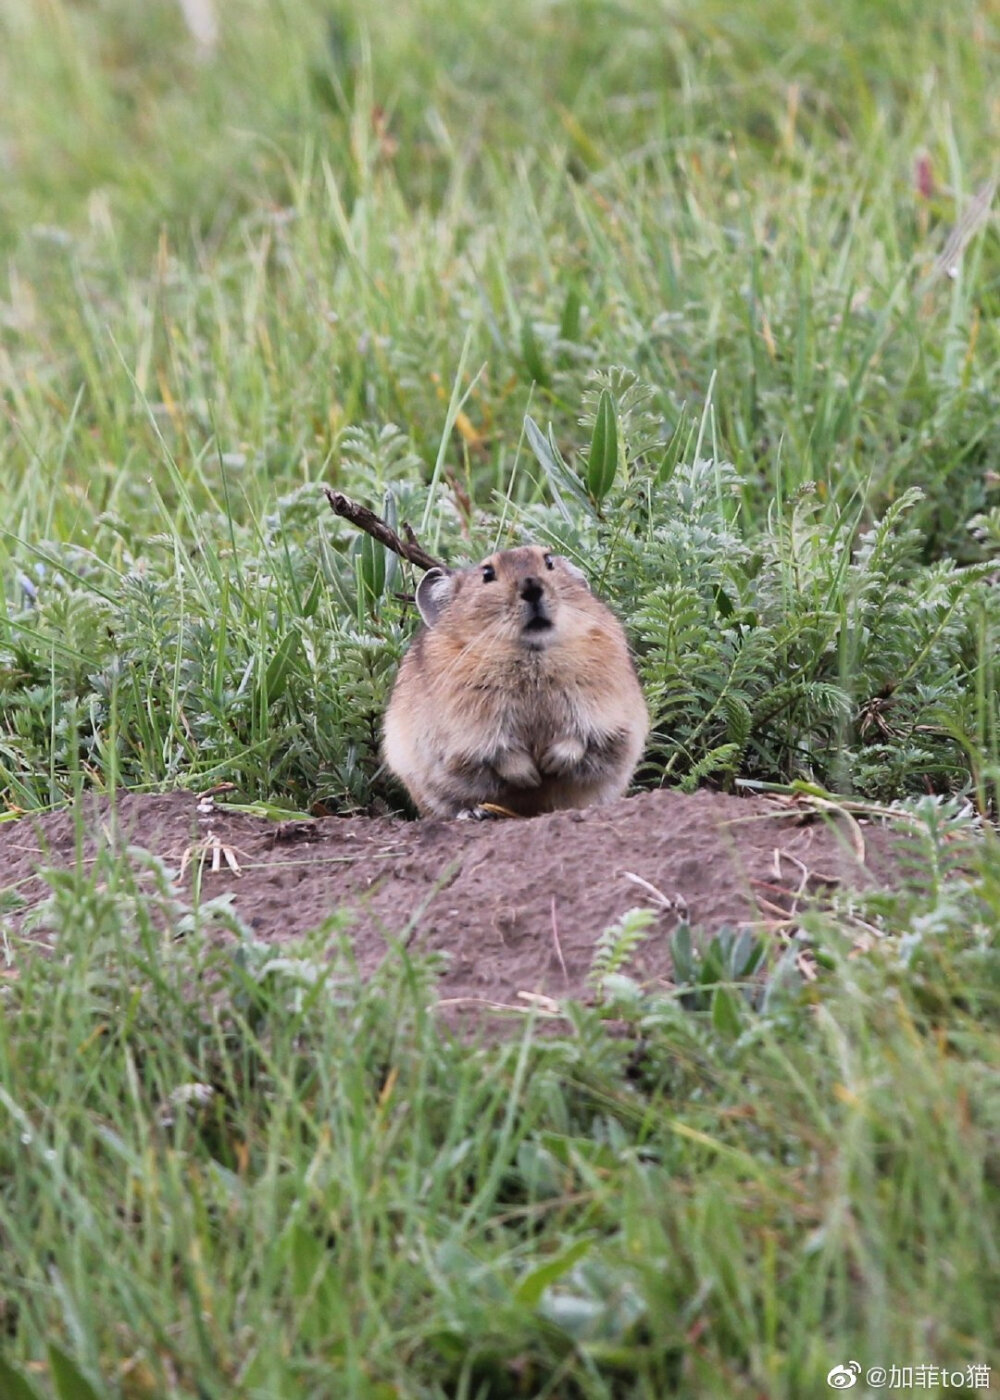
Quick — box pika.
[383,544,649,818]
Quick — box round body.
[383,544,649,818]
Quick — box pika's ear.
[559,557,591,590]
[415,567,456,626]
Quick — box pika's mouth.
[518,577,554,644]
[521,601,554,645]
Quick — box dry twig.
[323,488,446,573]
[179,832,244,878]
[622,869,689,917]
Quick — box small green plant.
[669,923,767,1011]
[587,906,657,1000]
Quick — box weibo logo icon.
[826,1362,861,1389]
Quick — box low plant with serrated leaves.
[4,366,998,812]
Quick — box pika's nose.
[519,576,543,604]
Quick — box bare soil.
[0,789,902,1021]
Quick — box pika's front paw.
[538,736,587,776]
[492,748,542,788]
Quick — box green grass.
[2,803,999,1398]
[1,0,999,1394]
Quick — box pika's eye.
[543,553,555,570]
[481,564,496,583]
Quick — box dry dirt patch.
[0,789,901,1016]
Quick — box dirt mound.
[1,790,898,1019]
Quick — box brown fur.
[383,545,649,818]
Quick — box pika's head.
[415,544,595,651]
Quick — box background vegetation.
[1,0,998,1395]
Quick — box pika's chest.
[465,653,582,730]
